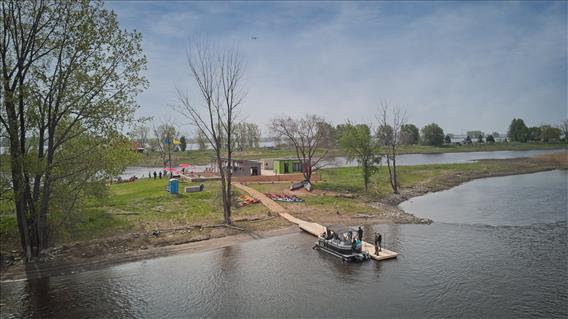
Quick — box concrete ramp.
[233,183,398,261]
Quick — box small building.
[210,158,261,176]
[273,158,303,174]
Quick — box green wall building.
[273,159,303,174]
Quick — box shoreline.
[131,146,567,167]
[1,154,566,282]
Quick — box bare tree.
[271,114,328,183]
[377,103,406,194]
[176,42,244,225]
[152,122,177,169]
[233,122,260,150]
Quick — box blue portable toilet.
[168,178,179,194]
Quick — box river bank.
[1,152,566,281]
[132,143,566,166]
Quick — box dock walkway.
[233,183,398,261]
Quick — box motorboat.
[313,225,370,262]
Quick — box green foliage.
[401,124,419,145]
[421,123,445,146]
[338,123,381,192]
[486,135,495,143]
[508,118,529,142]
[527,127,542,142]
[444,134,452,144]
[540,125,561,142]
[1,0,147,256]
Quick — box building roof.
[262,157,301,161]
[212,157,261,164]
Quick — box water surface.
[2,170,567,318]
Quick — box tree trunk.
[216,152,231,225]
[392,145,399,194]
[363,161,369,193]
[4,97,33,259]
[386,156,395,192]
[225,156,232,225]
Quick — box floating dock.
[233,183,398,261]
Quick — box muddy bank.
[0,225,297,282]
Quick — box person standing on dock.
[374,232,382,254]
[357,226,363,241]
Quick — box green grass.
[0,179,268,250]
[398,142,566,154]
[317,162,490,197]
[95,179,268,226]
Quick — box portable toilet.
[168,178,179,194]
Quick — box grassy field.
[134,142,567,166]
[0,179,270,251]
[319,152,567,200]
[317,163,485,196]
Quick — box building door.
[251,167,258,176]
[284,163,289,173]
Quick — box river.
[120,149,565,178]
[1,170,566,318]
[327,148,566,167]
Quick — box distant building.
[466,131,484,138]
[210,158,260,176]
[273,158,303,174]
[132,142,145,153]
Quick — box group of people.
[322,226,383,255]
[148,171,164,179]
[148,168,188,180]
[350,227,383,255]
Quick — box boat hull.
[313,238,370,262]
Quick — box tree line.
[508,118,566,143]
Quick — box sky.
[105,1,567,136]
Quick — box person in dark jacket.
[357,226,363,241]
[153,171,157,179]
[159,171,162,179]
[374,232,382,254]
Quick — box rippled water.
[2,170,567,318]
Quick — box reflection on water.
[1,171,567,318]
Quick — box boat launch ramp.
[232,183,398,261]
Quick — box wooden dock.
[233,183,398,261]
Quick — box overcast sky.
[106,1,567,136]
